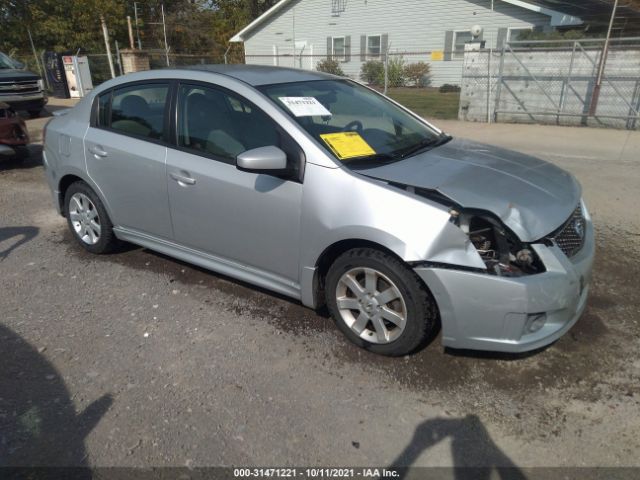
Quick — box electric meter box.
[63,56,94,98]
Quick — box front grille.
[0,80,40,95]
[551,205,586,258]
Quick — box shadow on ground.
[0,145,43,171]
[391,415,526,480]
[0,324,112,467]
[0,226,39,261]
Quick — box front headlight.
[37,79,45,91]
[452,210,544,276]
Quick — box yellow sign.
[431,50,444,61]
[320,132,376,160]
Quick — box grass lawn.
[384,87,460,120]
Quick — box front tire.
[28,109,42,118]
[64,181,118,254]
[325,248,438,356]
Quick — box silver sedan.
[42,65,594,356]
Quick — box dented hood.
[356,138,581,242]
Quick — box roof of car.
[183,64,337,86]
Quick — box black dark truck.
[0,52,47,118]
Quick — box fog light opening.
[526,313,547,333]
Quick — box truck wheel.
[63,181,119,254]
[325,248,439,356]
[28,109,42,118]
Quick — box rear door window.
[106,84,169,140]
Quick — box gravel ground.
[1,100,639,472]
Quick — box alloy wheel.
[335,267,407,344]
[69,192,101,245]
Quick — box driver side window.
[177,84,282,164]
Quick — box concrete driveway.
[1,98,639,474]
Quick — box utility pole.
[100,15,116,79]
[589,0,618,116]
[161,3,170,66]
[127,16,135,49]
[115,40,124,75]
[134,2,142,50]
[26,28,44,80]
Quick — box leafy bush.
[386,56,406,88]
[360,60,384,85]
[439,83,461,93]
[360,57,407,87]
[316,58,344,76]
[403,62,431,87]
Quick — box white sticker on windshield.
[278,97,332,117]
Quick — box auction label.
[279,97,332,117]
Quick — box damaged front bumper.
[415,220,595,353]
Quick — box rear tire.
[63,181,119,254]
[325,248,438,356]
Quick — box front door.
[84,82,173,239]
[165,82,303,283]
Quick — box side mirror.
[236,146,288,175]
[12,60,25,70]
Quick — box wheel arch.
[57,174,84,215]
[57,172,114,221]
[312,239,413,309]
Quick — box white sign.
[279,97,332,117]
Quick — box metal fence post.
[492,42,507,122]
[486,48,492,124]
[558,41,577,124]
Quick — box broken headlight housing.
[452,210,544,276]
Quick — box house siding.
[241,0,550,86]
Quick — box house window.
[453,31,473,57]
[508,27,533,42]
[332,37,346,60]
[367,35,381,57]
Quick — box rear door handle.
[169,171,196,186]
[88,145,108,158]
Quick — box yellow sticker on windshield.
[319,132,376,160]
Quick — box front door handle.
[169,171,196,186]
[88,145,108,158]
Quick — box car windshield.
[259,79,446,167]
[0,53,18,69]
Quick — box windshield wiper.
[396,134,452,159]
[344,152,398,167]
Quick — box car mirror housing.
[236,146,288,174]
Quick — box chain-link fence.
[460,37,640,130]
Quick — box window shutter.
[360,35,366,61]
[496,27,508,49]
[381,33,389,57]
[345,36,351,62]
[444,31,454,61]
[327,36,332,59]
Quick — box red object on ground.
[0,102,29,158]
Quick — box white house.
[230,0,583,86]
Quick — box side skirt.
[113,227,302,301]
